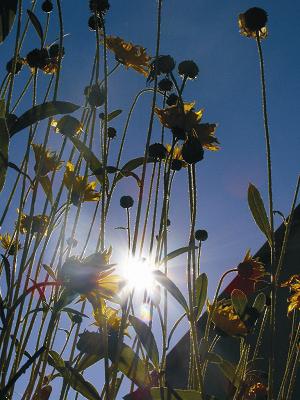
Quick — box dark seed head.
[49,44,64,59]
[178,60,199,80]
[153,55,175,75]
[26,48,49,69]
[86,84,105,108]
[89,0,110,14]
[6,57,23,75]
[107,127,117,139]
[88,15,103,31]
[170,159,183,171]
[171,126,186,141]
[166,93,179,106]
[243,7,268,32]
[181,138,204,164]
[42,0,53,13]
[195,229,208,241]
[120,195,134,209]
[148,143,167,160]
[158,78,173,92]
[237,261,254,279]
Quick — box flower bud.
[166,93,179,106]
[86,84,105,108]
[108,127,117,139]
[158,78,173,92]
[6,57,24,75]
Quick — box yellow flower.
[0,233,22,255]
[31,144,63,176]
[237,250,268,281]
[93,298,122,331]
[51,116,83,137]
[105,35,151,76]
[209,300,248,337]
[63,162,100,206]
[281,275,300,315]
[18,212,49,236]
[155,102,219,151]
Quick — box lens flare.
[120,256,155,292]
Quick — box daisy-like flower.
[105,35,151,76]
[31,144,63,176]
[18,212,50,236]
[208,299,248,337]
[155,102,219,151]
[51,116,83,137]
[0,233,22,255]
[93,298,122,331]
[281,275,300,315]
[238,8,268,40]
[237,250,268,281]
[63,162,100,206]
[165,143,187,171]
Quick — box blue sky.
[1,0,300,398]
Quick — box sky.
[1,0,300,398]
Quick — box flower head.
[63,162,100,206]
[6,57,24,75]
[148,143,167,160]
[120,195,134,209]
[105,35,151,76]
[281,275,300,315]
[181,137,204,164]
[165,144,187,171]
[25,46,64,74]
[0,233,22,255]
[237,250,267,281]
[209,299,248,337]
[18,212,50,236]
[52,115,83,137]
[178,60,199,80]
[239,8,268,39]
[31,144,63,176]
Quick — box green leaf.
[195,273,208,320]
[151,387,203,400]
[109,343,150,387]
[159,246,198,266]
[77,354,102,372]
[0,116,9,192]
[231,289,248,318]
[27,10,43,44]
[115,157,154,184]
[153,270,189,313]
[129,315,159,369]
[206,354,239,388]
[0,0,18,44]
[9,101,80,136]
[248,183,272,245]
[53,289,78,313]
[62,307,88,319]
[107,109,122,122]
[39,176,53,204]
[42,264,57,280]
[49,351,101,400]
[1,254,10,294]
[206,352,223,364]
[8,162,34,186]
[252,292,266,314]
[67,136,103,183]
[0,99,5,117]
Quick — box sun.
[120,256,155,292]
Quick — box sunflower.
[31,144,63,176]
[155,102,219,150]
[237,250,268,281]
[208,299,248,337]
[93,298,122,331]
[238,8,268,40]
[63,162,100,206]
[0,233,22,255]
[105,35,151,76]
[281,275,300,315]
[165,143,187,171]
[18,212,50,236]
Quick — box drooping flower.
[0,233,22,255]
[208,299,248,337]
[105,35,151,76]
[52,115,83,137]
[18,212,50,236]
[31,144,63,176]
[155,102,219,150]
[237,250,268,281]
[181,137,204,164]
[238,8,268,39]
[165,144,187,171]
[63,162,100,206]
[93,298,122,331]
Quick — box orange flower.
[237,250,268,281]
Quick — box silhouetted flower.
[181,137,204,164]
[89,0,110,14]
[6,57,24,74]
[108,127,117,139]
[239,8,268,39]
[148,143,167,160]
[52,115,83,136]
[86,84,105,108]
[165,144,187,171]
[120,195,134,209]
[195,229,208,241]
[166,93,178,106]
[41,0,53,13]
[158,78,173,92]
[237,250,267,281]
[18,213,50,236]
[281,275,300,315]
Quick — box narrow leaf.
[115,157,154,184]
[42,264,57,280]
[129,315,159,369]
[195,273,208,319]
[231,289,248,318]
[1,254,11,294]
[0,0,18,44]
[153,270,188,312]
[151,387,203,400]
[107,109,122,122]
[159,246,197,266]
[39,176,53,204]
[8,162,34,186]
[77,354,102,372]
[62,307,88,319]
[27,10,43,44]
[248,183,272,245]
[9,101,80,136]
[0,117,9,192]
